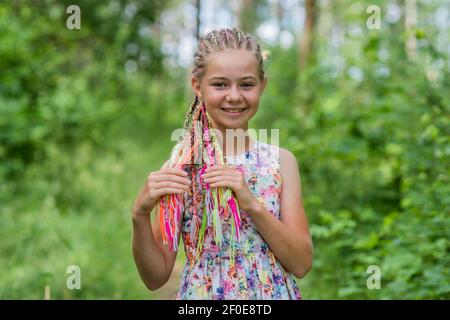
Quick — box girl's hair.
[157,28,265,266]
[192,27,265,81]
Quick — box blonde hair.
[192,27,265,81]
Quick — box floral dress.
[174,139,302,300]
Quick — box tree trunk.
[238,0,258,33]
[195,0,201,41]
[299,0,316,70]
[276,0,284,41]
[405,0,417,60]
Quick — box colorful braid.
[158,98,242,266]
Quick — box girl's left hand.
[202,165,258,212]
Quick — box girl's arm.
[246,148,313,279]
[131,161,180,291]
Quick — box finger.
[150,174,191,186]
[151,181,190,191]
[203,168,235,177]
[159,167,189,177]
[203,176,237,184]
[156,188,187,197]
[206,165,235,171]
[203,170,228,178]
[209,180,235,189]
[203,170,239,179]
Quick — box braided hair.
[157,28,265,265]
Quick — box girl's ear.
[260,76,268,93]
[191,75,202,98]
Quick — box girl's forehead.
[204,50,259,78]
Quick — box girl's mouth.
[220,108,248,116]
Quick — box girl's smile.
[220,107,249,116]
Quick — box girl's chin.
[220,116,248,125]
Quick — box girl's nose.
[226,85,243,102]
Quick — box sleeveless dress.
[174,139,302,300]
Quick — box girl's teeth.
[224,109,245,113]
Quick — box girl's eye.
[211,82,255,89]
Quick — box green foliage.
[255,1,449,299]
[0,0,181,299]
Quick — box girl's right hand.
[133,167,191,217]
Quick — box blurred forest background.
[0,0,449,299]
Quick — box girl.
[131,28,312,300]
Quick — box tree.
[299,0,316,70]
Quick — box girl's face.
[192,49,267,134]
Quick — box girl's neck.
[214,127,253,157]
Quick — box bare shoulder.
[278,147,300,176]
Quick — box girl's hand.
[133,167,191,217]
[202,165,258,212]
